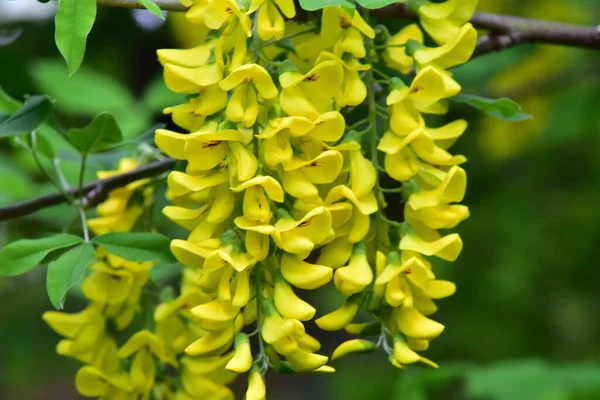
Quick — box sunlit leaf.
[54,0,97,74]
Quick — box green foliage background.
[1,0,600,398]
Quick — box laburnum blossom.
[44,1,479,398]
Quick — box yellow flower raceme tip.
[246,367,267,400]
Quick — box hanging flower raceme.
[45,1,479,398]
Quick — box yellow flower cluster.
[43,159,163,399]
[42,1,479,398]
[373,0,477,367]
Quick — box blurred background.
[1,0,600,399]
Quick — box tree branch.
[0,158,176,222]
[372,4,600,53]
[98,0,600,53]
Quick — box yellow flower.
[331,339,376,361]
[257,116,315,168]
[225,333,253,373]
[316,52,369,107]
[413,23,477,70]
[320,6,375,57]
[399,231,463,262]
[185,322,237,356]
[43,305,105,362]
[393,301,445,340]
[215,23,249,71]
[333,243,373,296]
[274,270,317,320]
[392,335,438,368]
[155,128,249,173]
[75,366,132,398]
[246,366,266,400]
[416,0,479,45]
[219,63,279,127]
[186,0,252,36]
[280,253,333,289]
[163,85,228,131]
[250,0,293,41]
[273,207,334,258]
[385,24,423,74]
[407,165,467,210]
[386,66,461,116]
[279,60,344,119]
[280,150,344,199]
[315,295,362,331]
[231,175,284,223]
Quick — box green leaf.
[0,234,84,276]
[298,0,355,11]
[137,0,165,19]
[46,242,96,309]
[451,93,532,122]
[92,232,176,263]
[29,60,135,115]
[356,0,397,8]
[54,0,97,74]
[0,95,54,137]
[67,112,123,153]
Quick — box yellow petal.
[274,272,316,321]
[225,333,253,373]
[315,297,360,331]
[394,305,445,340]
[331,339,376,361]
[280,253,333,290]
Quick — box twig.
[372,4,600,52]
[0,158,176,221]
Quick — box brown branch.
[372,4,600,54]
[0,158,176,222]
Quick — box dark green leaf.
[137,0,165,19]
[0,234,84,276]
[451,93,532,122]
[92,232,176,263]
[67,112,123,153]
[29,60,135,115]
[298,0,355,11]
[46,242,96,309]
[54,0,97,74]
[356,0,397,8]
[0,95,54,137]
